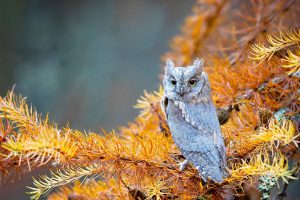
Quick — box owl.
[161,58,227,183]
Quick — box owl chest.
[166,102,200,141]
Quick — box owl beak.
[178,88,185,97]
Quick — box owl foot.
[179,160,189,171]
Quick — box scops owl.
[162,58,227,183]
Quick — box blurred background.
[0,0,195,199]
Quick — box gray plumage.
[161,58,227,183]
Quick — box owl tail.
[197,166,227,183]
[181,150,228,183]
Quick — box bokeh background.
[0,0,195,199]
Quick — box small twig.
[119,173,147,200]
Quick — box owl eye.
[189,80,196,86]
[171,80,177,86]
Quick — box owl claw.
[179,160,189,171]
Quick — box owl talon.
[179,160,189,171]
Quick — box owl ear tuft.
[193,58,204,74]
[165,59,175,74]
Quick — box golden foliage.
[162,0,299,66]
[134,86,164,119]
[250,29,300,63]
[48,179,129,200]
[208,61,285,108]
[229,152,297,184]
[250,28,300,76]
[28,165,101,200]
[260,119,299,148]
[0,90,43,130]
[0,91,79,176]
[282,50,300,74]
[1,85,299,199]
[1,0,300,199]
[162,0,228,66]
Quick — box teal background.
[0,0,194,199]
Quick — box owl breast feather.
[166,99,227,183]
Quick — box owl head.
[163,58,209,102]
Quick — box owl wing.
[160,96,169,119]
[189,102,227,162]
[181,138,220,164]
[179,137,226,183]
[177,101,227,176]
[178,100,221,136]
